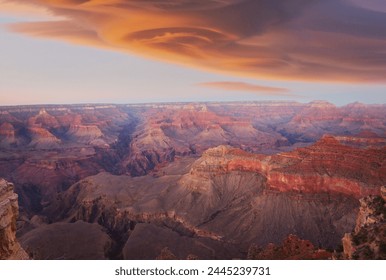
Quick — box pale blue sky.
[0,13,385,106]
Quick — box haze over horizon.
[1,0,385,105]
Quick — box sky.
[0,0,385,106]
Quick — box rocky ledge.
[342,186,386,259]
[190,136,385,198]
[0,178,28,259]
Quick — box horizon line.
[0,99,385,109]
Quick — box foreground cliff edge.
[0,179,28,260]
[340,186,386,259]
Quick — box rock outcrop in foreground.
[247,235,332,260]
[0,178,28,260]
[342,187,386,259]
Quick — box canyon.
[0,101,385,259]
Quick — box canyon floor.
[0,101,385,259]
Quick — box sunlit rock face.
[0,178,28,260]
[342,191,386,260]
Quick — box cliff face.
[190,136,384,198]
[120,105,285,176]
[52,137,377,255]
[342,187,386,259]
[123,223,241,260]
[0,122,16,147]
[20,221,112,260]
[65,124,104,143]
[0,178,28,260]
[247,234,332,260]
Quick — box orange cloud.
[4,0,386,82]
[10,20,107,47]
[0,1,50,18]
[197,81,297,97]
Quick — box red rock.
[0,122,15,138]
[192,136,385,198]
[0,122,16,147]
[27,109,59,128]
[247,235,332,260]
[66,124,103,143]
[27,126,61,148]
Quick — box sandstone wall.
[0,178,29,260]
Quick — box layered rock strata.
[0,178,28,260]
[342,187,386,259]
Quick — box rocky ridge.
[341,186,386,259]
[190,135,385,198]
[247,234,332,260]
[20,221,112,260]
[0,178,28,260]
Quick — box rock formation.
[20,221,112,260]
[342,187,386,259]
[189,136,384,198]
[65,124,103,144]
[123,223,240,260]
[52,136,382,257]
[0,178,28,260]
[0,101,385,259]
[27,127,61,149]
[156,247,177,260]
[247,235,332,260]
[0,122,16,147]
